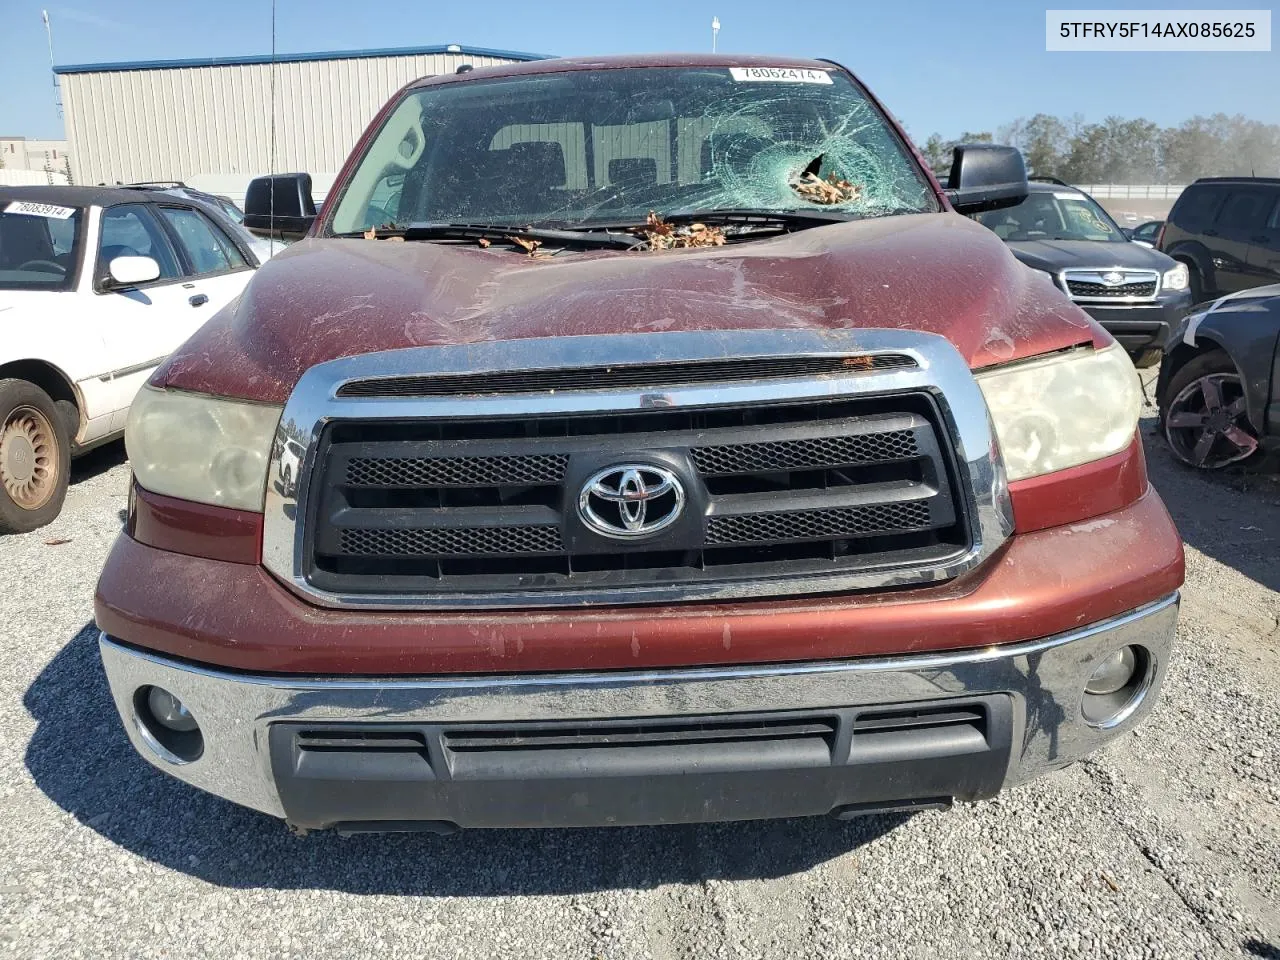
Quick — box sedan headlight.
[126,386,283,511]
[976,343,1141,482]
[1162,262,1189,291]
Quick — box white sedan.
[0,185,262,532]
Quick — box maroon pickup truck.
[96,54,1183,833]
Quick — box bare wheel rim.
[1164,372,1258,469]
[0,405,60,510]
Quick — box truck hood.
[155,212,1103,404]
[1003,238,1176,274]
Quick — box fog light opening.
[1086,646,1138,696]
[1082,645,1154,729]
[133,685,204,764]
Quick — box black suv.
[1158,177,1280,302]
[974,179,1192,367]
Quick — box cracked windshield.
[329,66,937,235]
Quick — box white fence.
[0,169,71,187]
[1075,184,1187,200]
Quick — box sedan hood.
[1005,238,1176,274]
[156,213,1103,404]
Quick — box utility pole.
[43,10,63,120]
[712,16,720,53]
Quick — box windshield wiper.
[666,208,855,226]
[571,208,855,234]
[396,222,640,249]
[338,212,853,246]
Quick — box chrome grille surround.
[262,329,1014,610]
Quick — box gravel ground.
[1,375,1278,960]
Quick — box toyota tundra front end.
[95,54,1183,833]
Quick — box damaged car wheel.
[1161,351,1259,470]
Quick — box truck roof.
[407,53,844,89]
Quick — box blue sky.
[1,0,1276,141]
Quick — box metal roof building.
[53,44,550,194]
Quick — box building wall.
[58,50,532,186]
[0,138,72,177]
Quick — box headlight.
[126,386,282,511]
[976,342,1141,482]
[1162,262,1188,291]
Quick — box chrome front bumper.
[98,593,1178,823]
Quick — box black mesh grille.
[339,525,563,557]
[693,431,918,475]
[1066,279,1157,298]
[707,502,933,546]
[347,454,567,487]
[336,354,917,398]
[305,392,968,602]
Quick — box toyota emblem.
[577,465,686,539]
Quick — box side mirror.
[1120,227,1135,239]
[945,144,1028,215]
[243,173,316,240]
[107,255,161,287]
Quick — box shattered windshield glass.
[328,66,938,234]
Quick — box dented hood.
[155,212,1103,404]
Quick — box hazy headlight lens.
[976,342,1141,481]
[126,386,282,511]
[1162,263,1189,291]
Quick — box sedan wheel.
[1164,372,1258,469]
[0,404,60,510]
[0,378,73,534]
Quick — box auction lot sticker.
[5,200,76,219]
[1047,9,1271,50]
[729,67,833,84]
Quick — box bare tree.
[924,112,1279,184]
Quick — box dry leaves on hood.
[791,171,862,205]
[633,211,726,251]
[362,226,404,241]
[511,236,554,258]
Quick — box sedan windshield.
[328,66,937,234]
[975,190,1127,242]
[0,204,83,290]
